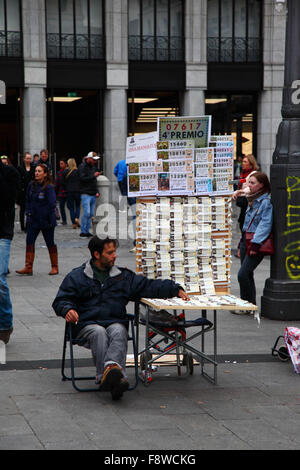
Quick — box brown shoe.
[100,363,129,399]
[0,327,13,344]
[75,218,80,228]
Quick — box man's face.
[40,151,48,162]
[86,157,95,165]
[95,242,117,269]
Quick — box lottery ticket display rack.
[134,195,258,385]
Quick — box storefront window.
[128,0,184,61]
[46,0,104,60]
[0,0,22,57]
[207,0,262,63]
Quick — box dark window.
[128,0,184,61]
[46,0,105,60]
[0,0,22,57]
[207,0,262,63]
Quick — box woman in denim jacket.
[233,172,273,311]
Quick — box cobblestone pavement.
[1,212,300,451]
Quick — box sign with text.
[158,116,211,148]
[126,131,158,163]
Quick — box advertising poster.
[157,116,211,148]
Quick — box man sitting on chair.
[52,236,189,400]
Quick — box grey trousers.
[77,323,128,382]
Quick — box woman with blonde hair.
[62,158,81,229]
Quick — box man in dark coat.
[52,236,189,399]
[0,159,20,344]
[78,152,101,237]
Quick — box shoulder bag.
[245,203,274,256]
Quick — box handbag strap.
[246,202,262,232]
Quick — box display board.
[135,195,232,295]
[126,117,234,198]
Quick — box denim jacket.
[242,193,273,245]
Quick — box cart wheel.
[278,346,289,362]
[182,352,194,375]
[140,351,152,371]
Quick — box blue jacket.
[114,160,127,182]
[243,193,273,245]
[52,260,182,336]
[26,181,57,230]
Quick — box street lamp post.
[261,0,300,320]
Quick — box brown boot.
[48,245,59,275]
[16,245,34,275]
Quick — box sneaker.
[80,233,89,237]
[129,247,136,253]
[87,232,93,237]
[100,364,129,400]
[0,327,13,344]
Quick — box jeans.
[0,239,13,330]
[77,323,128,382]
[81,194,96,234]
[238,235,264,305]
[66,192,81,224]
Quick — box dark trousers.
[66,192,81,224]
[58,196,67,223]
[26,226,55,249]
[238,235,264,305]
[19,201,26,231]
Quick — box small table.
[136,294,258,385]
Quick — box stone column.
[104,0,128,204]
[22,0,47,155]
[182,0,207,116]
[256,0,286,174]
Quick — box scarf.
[238,168,254,189]
[246,188,267,207]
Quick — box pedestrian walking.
[62,158,81,229]
[114,159,136,209]
[0,158,20,344]
[78,151,101,238]
[232,172,273,313]
[16,163,59,276]
[17,152,35,231]
[55,158,68,225]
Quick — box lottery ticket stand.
[126,116,258,385]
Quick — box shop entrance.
[46,89,103,171]
[205,93,257,161]
[0,88,22,166]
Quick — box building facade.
[0,0,286,201]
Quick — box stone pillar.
[104,0,128,204]
[22,0,47,155]
[256,0,286,174]
[182,0,207,116]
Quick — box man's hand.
[65,309,79,323]
[178,289,190,301]
[94,171,101,177]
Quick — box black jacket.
[0,161,21,239]
[52,260,181,336]
[78,161,98,195]
[17,163,35,202]
[62,168,81,193]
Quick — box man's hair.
[88,236,119,259]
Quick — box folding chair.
[61,314,139,392]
